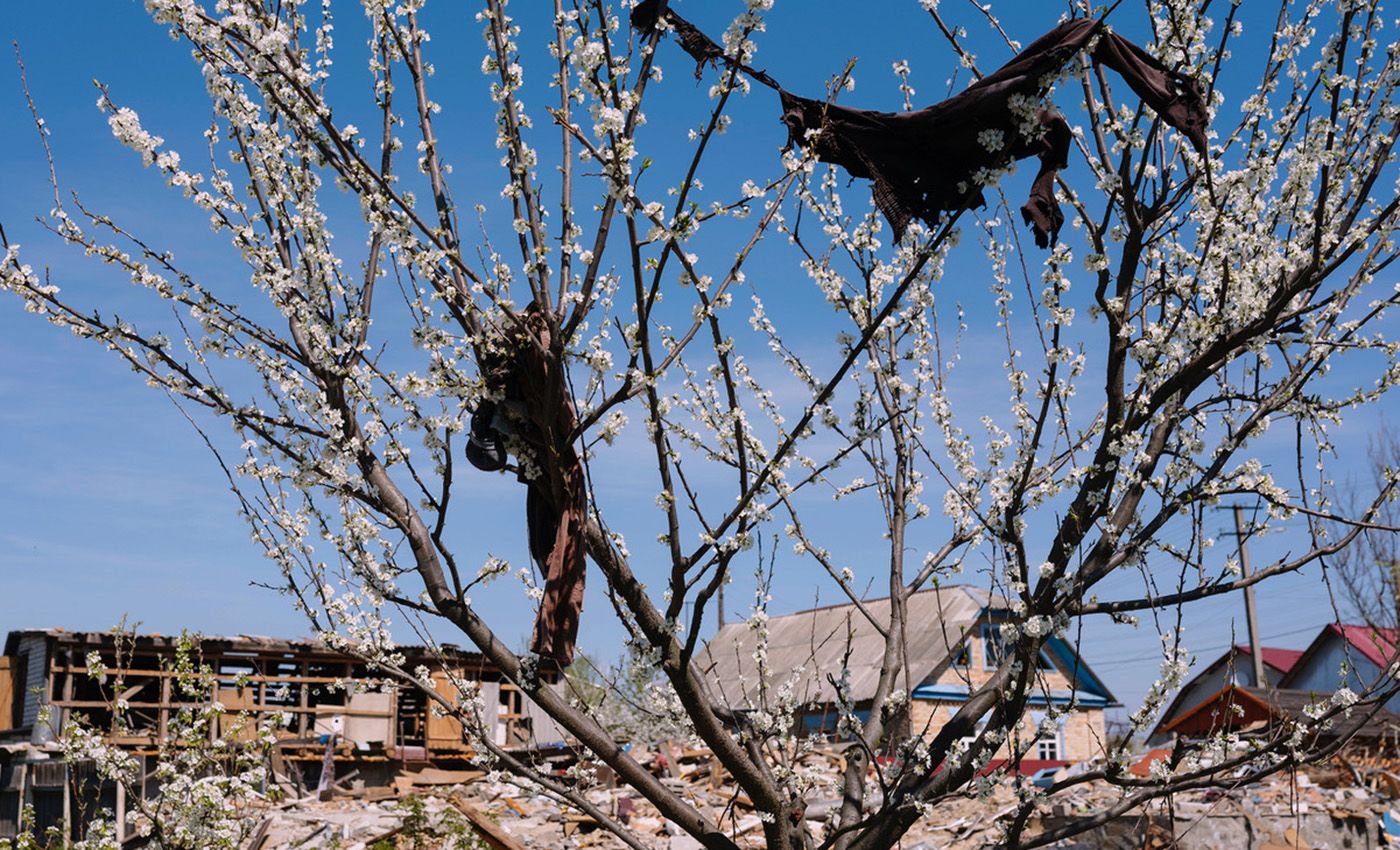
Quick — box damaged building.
[0,628,563,842]
[699,585,1117,767]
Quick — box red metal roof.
[1327,624,1399,670]
[1233,644,1304,674]
[1129,748,1173,778]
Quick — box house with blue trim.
[698,585,1118,763]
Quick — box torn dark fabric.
[631,0,724,79]
[634,8,1208,246]
[468,305,587,666]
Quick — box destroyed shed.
[0,628,565,841]
[1147,644,1303,745]
[1156,684,1400,750]
[698,585,1116,763]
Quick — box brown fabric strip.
[516,308,587,667]
[478,305,588,667]
[1020,109,1073,249]
[1088,27,1208,156]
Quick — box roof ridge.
[711,583,983,633]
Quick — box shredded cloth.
[469,305,587,666]
[631,0,725,79]
[632,2,1208,246]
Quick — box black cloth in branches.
[632,4,1209,246]
[631,0,724,78]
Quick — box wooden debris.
[449,795,530,850]
[242,817,272,850]
[562,812,598,837]
[171,740,1400,850]
[657,739,683,778]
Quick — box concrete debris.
[228,744,1400,850]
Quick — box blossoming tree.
[3,0,1398,848]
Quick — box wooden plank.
[244,817,272,850]
[268,743,295,798]
[426,673,469,752]
[108,736,159,747]
[50,699,394,719]
[218,687,258,742]
[0,656,12,733]
[400,767,486,787]
[158,676,170,741]
[115,778,126,844]
[14,763,28,836]
[299,661,310,736]
[44,666,368,686]
[658,740,682,778]
[562,813,596,837]
[448,796,529,850]
[115,681,150,704]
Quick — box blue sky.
[0,1,1393,721]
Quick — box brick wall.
[909,698,1105,762]
[909,622,1107,763]
[1061,710,1106,760]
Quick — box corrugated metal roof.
[697,585,994,707]
[912,683,1109,707]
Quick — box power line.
[1085,622,1326,669]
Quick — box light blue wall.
[1286,634,1398,713]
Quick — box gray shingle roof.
[697,584,997,708]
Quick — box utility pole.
[1386,559,1400,630]
[1231,505,1268,688]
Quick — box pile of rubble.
[239,746,1400,850]
[1039,769,1392,850]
